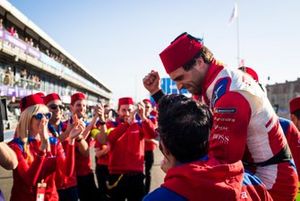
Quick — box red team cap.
[143,99,151,104]
[159,32,203,74]
[238,66,259,82]
[71,92,86,105]
[44,93,61,105]
[35,92,46,98]
[290,97,300,114]
[20,94,45,112]
[118,97,134,107]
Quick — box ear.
[194,57,204,71]
[291,114,297,124]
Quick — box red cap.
[118,97,134,107]
[44,93,61,105]
[290,97,300,114]
[143,99,151,104]
[20,94,45,112]
[35,92,46,97]
[239,66,259,82]
[71,92,86,105]
[159,32,203,74]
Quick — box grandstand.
[0,0,112,129]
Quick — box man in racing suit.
[143,32,298,201]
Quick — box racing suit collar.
[201,59,224,100]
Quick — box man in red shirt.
[290,97,300,131]
[142,98,158,194]
[106,97,156,201]
[70,92,98,201]
[45,93,80,201]
[289,97,300,199]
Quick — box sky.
[8,0,300,103]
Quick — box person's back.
[144,94,272,201]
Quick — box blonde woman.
[9,94,84,201]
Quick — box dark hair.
[182,46,214,71]
[292,109,300,119]
[158,94,212,163]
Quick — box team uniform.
[9,136,75,201]
[143,157,273,201]
[106,117,156,201]
[75,135,98,201]
[152,60,298,200]
[48,122,79,201]
[199,60,298,200]
[95,138,110,200]
[279,117,300,198]
[143,114,158,194]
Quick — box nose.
[41,115,47,121]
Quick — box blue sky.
[9,0,300,103]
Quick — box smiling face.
[118,104,134,122]
[143,101,152,117]
[29,105,50,135]
[47,99,63,123]
[71,99,87,118]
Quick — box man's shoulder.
[143,187,187,201]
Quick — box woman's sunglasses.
[33,113,52,120]
[49,104,64,110]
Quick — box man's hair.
[158,94,212,163]
[292,109,300,119]
[183,46,214,71]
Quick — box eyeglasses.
[33,113,52,120]
[49,104,64,110]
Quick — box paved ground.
[0,145,165,200]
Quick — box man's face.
[47,100,63,122]
[72,99,87,118]
[104,105,110,119]
[291,114,300,131]
[143,102,152,116]
[169,58,205,95]
[118,104,134,121]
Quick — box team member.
[143,94,272,201]
[142,98,158,194]
[70,92,98,201]
[289,97,300,200]
[143,32,298,200]
[290,97,300,131]
[45,93,80,201]
[9,94,83,201]
[95,139,110,201]
[106,97,156,201]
